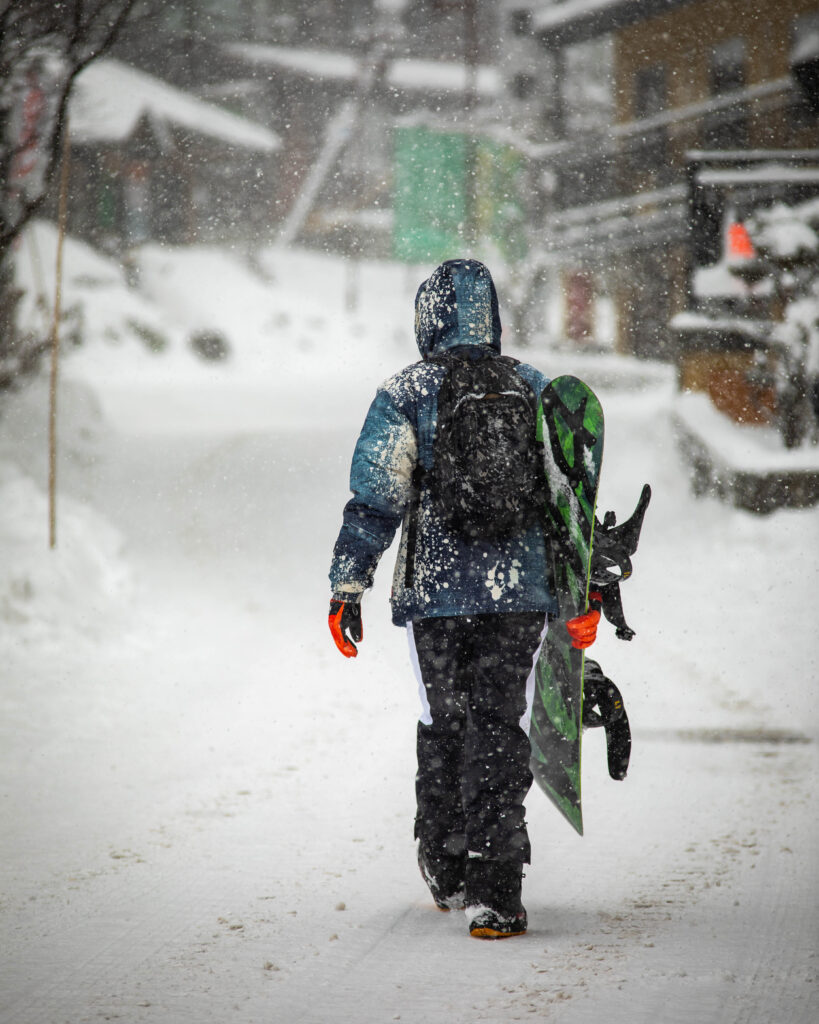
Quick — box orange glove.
[329,598,363,658]
[566,594,601,649]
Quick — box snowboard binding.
[579,485,650,784]
[590,483,651,641]
[583,661,631,781]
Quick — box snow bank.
[674,390,819,471]
[3,230,425,647]
[0,460,130,646]
[14,221,183,357]
[0,270,134,649]
[13,224,420,434]
[90,241,426,432]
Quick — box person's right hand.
[566,608,600,650]
[328,598,363,658]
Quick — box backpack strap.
[404,462,425,588]
[404,351,474,587]
[404,364,442,588]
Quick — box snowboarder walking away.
[328,259,599,939]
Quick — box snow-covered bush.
[738,198,819,447]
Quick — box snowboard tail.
[529,376,604,835]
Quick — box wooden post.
[48,118,70,549]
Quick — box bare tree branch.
[0,0,142,261]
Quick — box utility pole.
[434,0,481,246]
[276,7,395,249]
[48,119,70,549]
[463,0,479,247]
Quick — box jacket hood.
[414,259,502,359]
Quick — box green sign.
[393,124,526,264]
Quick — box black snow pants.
[409,612,546,865]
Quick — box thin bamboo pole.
[48,118,70,550]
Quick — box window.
[710,37,746,95]
[630,64,668,175]
[791,12,819,122]
[511,72,537,101]
[562,35,614,133]
[634,63,667,120]
[510,9,533,36]
[704,38,749,150]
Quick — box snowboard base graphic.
[529,376,604,835]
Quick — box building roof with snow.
[387,58,500,96]
[228,43,359,82]
[228,42,500,96]
[533,0,697,47]
[69,59,280,152]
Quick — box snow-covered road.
[1,242,817,1023]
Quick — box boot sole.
[469,925,527,939]
[434,900,466,912]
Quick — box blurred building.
[66,59,279,250]
[112,0,503,255]
[502,0,819,363]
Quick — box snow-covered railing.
[533,0,694,46]
[546,184,686,229]
[227,42,500,97]
[500,77,795,166]
[539,184,688,258]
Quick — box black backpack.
[427,351,545,540]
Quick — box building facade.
[112,1,504,254]
[505,0,819,358]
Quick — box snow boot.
[465,858,527,939]
[417,842,466,911]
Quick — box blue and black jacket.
[329,259,557,626]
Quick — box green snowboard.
[529,376,604,836]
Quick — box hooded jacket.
[329,259,556,625]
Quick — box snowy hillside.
[0,228,816,1024]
